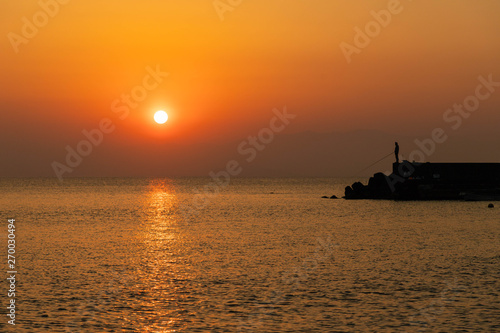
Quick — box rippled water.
[1,178,499,332]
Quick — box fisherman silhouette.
[395,142,400,164]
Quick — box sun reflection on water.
[145,178,179,224]
[129,179,190,331]
[141,178,180,256]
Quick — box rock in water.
[344,186,353,198]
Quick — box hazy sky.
[1,1,500,177]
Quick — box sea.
[1,177,499,332]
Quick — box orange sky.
[1,1,500,177]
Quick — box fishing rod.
[354,151,394,177]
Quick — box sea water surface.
[1,177,499,332]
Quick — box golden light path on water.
[131,179,185,332]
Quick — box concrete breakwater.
[344,161,500,200]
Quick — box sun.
[154,110,168,124]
